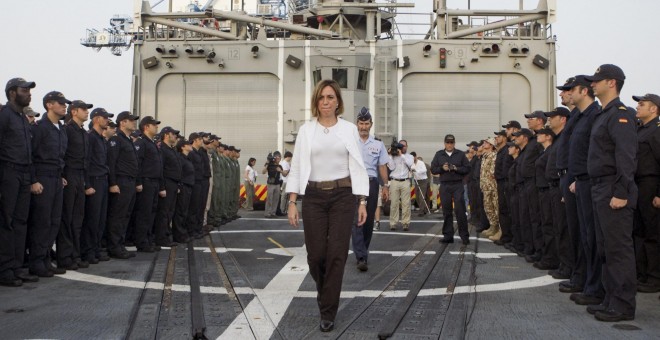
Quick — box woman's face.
[317,85,338,118]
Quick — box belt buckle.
[320,181,335,190]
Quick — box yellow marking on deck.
[268,237,293,256]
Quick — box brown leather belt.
[308,176,352,190]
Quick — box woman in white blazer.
[286,79,369,332]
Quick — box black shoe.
[320,320,334,332]
[174,237,192,243]
[109,251,130,260]
[137,246,156,253]
[440,238,454,244]
[493,239,505,246]
[462,238,470,245]
[525,254,540,263]
[30,267,54,278]
[594,309,634,322]
[96,254,110,262]
[87,257,100,265]
[637,281,660,293]
[124,241,135,247]
[58,262,78,271]
[403,224,409,231]
[574,294,603,306]
[0,274,22,287]
[156,241,178,248]
[549,269,571,280]
[14,270,39,283]
[45,261,66,275]
[586,303,607,315]
[558,281,583,293]
[533,262,558,270]
[357,259,368,272]
[76,260,90,269]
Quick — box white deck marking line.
[192,247,253,253]
[449,251,518,259]
[218,246,309,340]
[236,218,442,224]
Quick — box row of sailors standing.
[0,77,242,287]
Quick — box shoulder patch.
[109,140,117,147]
[618,106,627,111]
[618,118,629,123]
[135,145,140,151]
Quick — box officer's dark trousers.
[303,186,355,322]
[575,178,604,297]
[440,181,469,241]
[538,187,558,266]
[28,173,63,271]
[173,184,192,242]
[0,164,31,276]
[107,176,136,255]
[352,177,379,262]
[561,174,583,286]
[521,180,542,255]
[510,184,523,251]
[550,184,571,273]
[81,176,108,261]
[154,178,178,245]
[198,177,210,225]
[186,180,203,235]
[633,177,660,283]
[591,178,637,315]
[468,180,480,221]
[58,169,85,265]
[133,178,160,249]
[497,179,512,243]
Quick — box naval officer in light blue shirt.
[353,107,390,272]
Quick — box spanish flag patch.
[618,106,627,110]
[619,118,628,123]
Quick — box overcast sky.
[1,0,659,114]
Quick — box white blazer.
[286,118,369,196]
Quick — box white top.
[245,165,256,182]
[411,161,428,180]
[309,124,350,181]
[286,118,369,196]
[387,154,414,180]
[280,159,290,184]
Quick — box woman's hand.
[288,203,299,228]
[357,204,367,226]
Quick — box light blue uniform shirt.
[359,135,388,178]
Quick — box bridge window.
[357,69,369,91]
[332,68,348,88]
[313,69,322,85]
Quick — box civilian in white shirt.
[286,80,368,332]
[243,158,256,210]
[278,151,292,214]
[387,140,414,230]
[410,152,430,216]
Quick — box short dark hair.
[248,157,256,165]
[615,79,624,94]
[576,85,595,99]
[284,151,293,158]
[410,151,417,157]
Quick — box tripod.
[405,161,432,214]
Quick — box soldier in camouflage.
[480,137,500,240]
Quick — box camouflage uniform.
[208,149,224,227]
[480,150,499,233]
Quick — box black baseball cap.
[176,139,192,151]
[90,108,114,119]
[556,77,576,91]
[70,100,93,110]
[544,107,571,117]
[632,93,660,108]
[228,145,236,151]
[506,141,519,148]
[502,120,522,129]
[466,141,478,147]
[494,130,507,137]
[444,134,456,143]
[524,110,546,119]
[235,147,241,152]
[160,126,180,135]
[210,134,220,140]
[357,107,372,121]
[139,116,161,129]
[116,111,139,122]
[536,127,556,139]
[43,91,72,105]
[585,64,625,82]
[107,121,117,128]
[5,77,36,92]
[189,132,202,141]
[512,128,533,138]
[130,130,142,138]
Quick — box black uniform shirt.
[87,129,108,182]
[508,157,519,185]
[189,147,204,181]
[495,146,513,181]
[107,130,139,186]
[0,103,32,165]
[179,153,195,186]
[63,121,88,172]
[161,143,182,182]
[199,148,211,178]
[135,136,163,184]
[568,101,600,178]
[636,116,660,196]
[545,133,561,181]
[587,97,638,199]
[535,146,550,188]
[515,146,526,184]
[556,107,579,173]
[31,115,67,182]
[469,156,480,181]
[520,136,542,179]
[430,149,471,182]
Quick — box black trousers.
[633,177,660,282]
[106,176,136,254]
[154,178,178,245]
[521,180,542,255]
[186,180,203,235]
[302,186,356,322]
[497,179,512,243]
[509,184,523,251]
[591,179,637,315]
[198,177,210,224]
[575,179,604,297]
[561,174,584,286]
[478,189,490,231]
[133,178,160,249]
[538,188,558,265]
[58,169,86,264]
[440,181,469,241]
[28,173,64,270]
[80,176,108,261]
[0,164,31,276]
[352,177,379,262]
[550,185,572,272]
[468,180,480,221]
[172,184,192,242]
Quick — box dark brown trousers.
[302,186,356,321]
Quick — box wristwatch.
[358,195,367,205]
[384,183,390,188]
